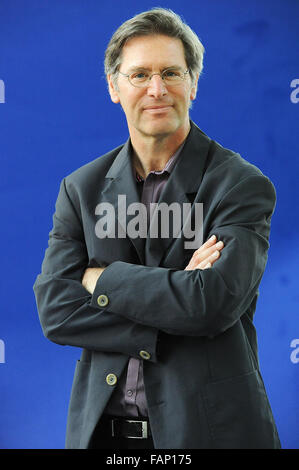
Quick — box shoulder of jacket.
[204,137,275,194]
[61,143,125,191]
[190,121,266,182]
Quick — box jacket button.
[139,350,151,360]
[106,373,117,386]
[97,294,109,307]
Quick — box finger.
[198,235,217,250]
[196,234,217,253]
[184,238,224,271]
[202,262,212,270]
[203,234,218,247]
[200,240,224,258]
[191,240,224,265]
[195,249,221,269]
[186,236,217,268]
[185,249,220,271]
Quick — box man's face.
[107,34,198,139]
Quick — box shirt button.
[97,294,109,307]
[106,373,117,386]
[139,350,151,360]
[127,390,133,397]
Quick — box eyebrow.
[125,65,184,73]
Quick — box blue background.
[0,0,298,449]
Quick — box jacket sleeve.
[91,174,276,338]
[33,178,159,362]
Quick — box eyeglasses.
[118,68,190,88]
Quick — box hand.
[82,267,106,294]
[184,235,224,271]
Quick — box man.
[33,8,281,449]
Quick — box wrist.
[82,267,106,294]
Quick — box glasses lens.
[162,69,184,84]
[128,69,187,87]
[129,72,149,87]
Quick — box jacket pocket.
[203,369,280,449]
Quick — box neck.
[130,121,191,179]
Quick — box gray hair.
[104,8,205,86]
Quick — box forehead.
[120,34,187,69]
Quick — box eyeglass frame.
[117,68,190,88]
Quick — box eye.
[164,71,176,77]
[130,71,149,81]
[163,69,181,78]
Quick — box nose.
[147,74,168,99]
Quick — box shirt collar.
[134,141,185,182]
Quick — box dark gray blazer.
[33,121,281,449]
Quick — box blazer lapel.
[145,121,211,267]
[100,139,146,265]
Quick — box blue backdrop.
[0,0,298,449]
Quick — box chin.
[141,117,180,137]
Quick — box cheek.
[121,94,144,116]
[176,90,192,109]
[174,84,191,101]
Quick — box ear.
[107,74,120,104]
[190,72,199,101]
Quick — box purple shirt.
[104,144,184,418]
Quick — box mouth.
[143,105,173,114]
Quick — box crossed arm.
[81,235,224,294]
[34,173,275,357]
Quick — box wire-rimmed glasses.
[118,68,190,88]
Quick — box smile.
[143,106,173,114]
